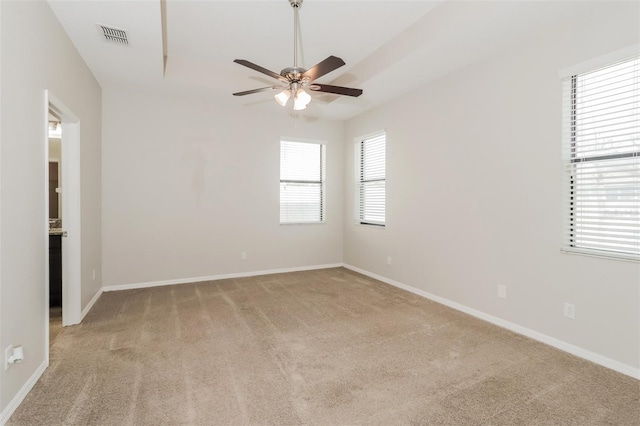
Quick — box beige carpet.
[9,267,640,425]
[49,307,63,344]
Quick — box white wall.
[344,2,640,371]
[0,0,102,416]
[102,89,344,287]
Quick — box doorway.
[47,113,63,343]
[45,91,82,358]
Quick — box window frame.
[561,54,640,262]
[279,139,326,225]
[355,131,386,227]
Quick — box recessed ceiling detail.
[45,1,607,120]
[97,24,129,45]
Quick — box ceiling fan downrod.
[289,0,303,78]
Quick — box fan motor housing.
[281,67,308,82]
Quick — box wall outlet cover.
[498,285,507,299]
[564,303,576,319]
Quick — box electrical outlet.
[241,251,247,261]
[497,285,507,299]
[387,256,392,265]
[4,345,13,370]
[564,303,576,319]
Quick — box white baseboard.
[102,263,344,292]
[343,264,640,380]
[81,287,103,320]
[0,359,48,425]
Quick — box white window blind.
[280,140,325,224]
[357,132,386,226]
[562,56,640,260]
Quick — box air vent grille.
[97,24,128,45]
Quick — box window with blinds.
[562,56,639,260]
[357,132,386,226]
[280,140,325,224]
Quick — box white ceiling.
[48,0,597,120]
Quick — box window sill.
[280,221,326,226]
[561,248,639,263]
[355,221,385,228]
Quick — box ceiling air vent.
[97,24,128,45]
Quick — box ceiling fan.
[232,0,363,110]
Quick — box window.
[357,132,386,226]
[562,56,639,260]
[280,140,325,224]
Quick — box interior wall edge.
[343,263,640,381]
[101,263,344,292]
[0,0,3,414]
[81,288,103,321]
[0,359,47,426]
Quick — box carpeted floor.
[8,267,640,425]
[49,307,63,344]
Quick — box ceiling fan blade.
[234,59,287,82]
[302,56,346,82]
[233,86,280,96]
[308,84,363,97]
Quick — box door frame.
[45,91,82,338]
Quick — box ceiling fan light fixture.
[293,88,311,110]
[275,90,291,107]
[293,97,308,111]
[297,89,311,105]
[232,0,362,109]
